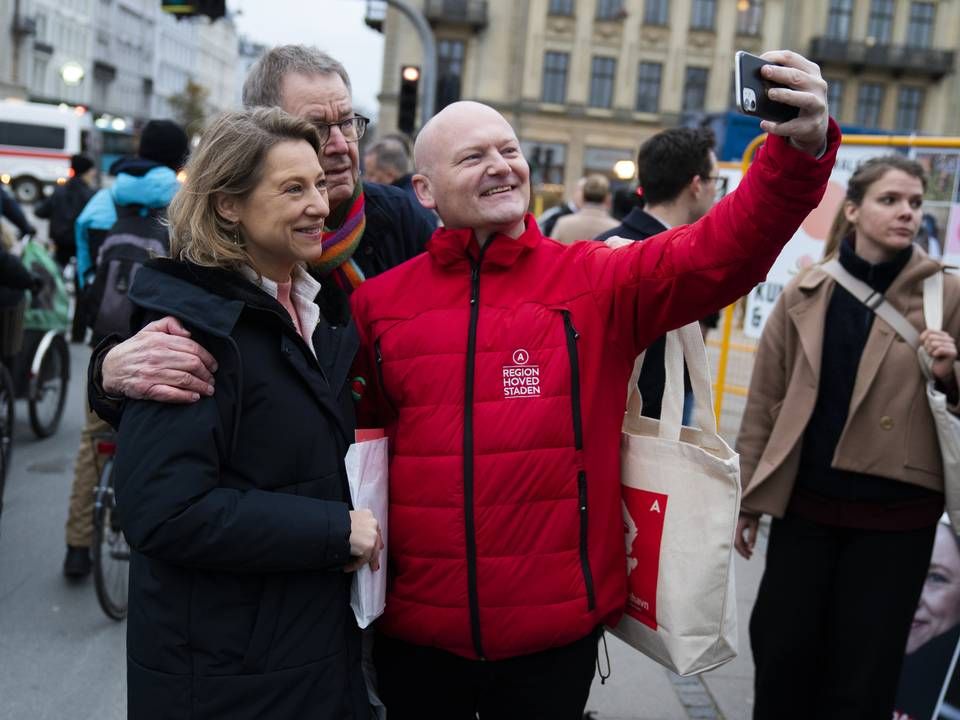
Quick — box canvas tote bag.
[609,321,741,676]
[822,260,960,532]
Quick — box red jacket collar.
[427,213,543,269]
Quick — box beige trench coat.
[737,249,960,517]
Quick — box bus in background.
[96,118,136,177]
[0,100,94,204]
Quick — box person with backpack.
[62,119,188,579]
[34,154,96,268]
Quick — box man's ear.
[214,192,242,224]
[688,174,705,202]
[411,173,436,210]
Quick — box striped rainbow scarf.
[314,181,366,292]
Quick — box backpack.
[86,204,169,340]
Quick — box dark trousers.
[750,513,936,720]
[373,629,598,719]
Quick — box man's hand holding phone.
[750,50,829,158]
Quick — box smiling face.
[413,102,530,244]
[216,139,328,282]
[279,71,357,209]
[907,524,960,654]
[844,168,924,264]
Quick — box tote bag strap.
[626,321,719,441]
[821,259,920,349]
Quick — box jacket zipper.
[464,244,489,659]
[563,311,595,611]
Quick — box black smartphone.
[734,51,800,124]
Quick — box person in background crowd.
[550,174,618,244]
[596,127,722,421]
[611,185,642,221]
[114,107,381,720]
[91,47,837,719]
[62,120,188,579]
[88,44,437,406]
[35,154,96,267]
[536,176,585,237]
[0,186,36,240]
[364,136,417,201]
[736,156,960,719]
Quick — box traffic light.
[161,0,226,20]
[398,65,420,136]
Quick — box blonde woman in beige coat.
[734,156,960,719]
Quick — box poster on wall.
[743,145,960,339]
[894,518,960,720]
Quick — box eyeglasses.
[703,174,729,200]
[312,115,370,147]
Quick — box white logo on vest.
[503,348,540,399]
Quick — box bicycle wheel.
[0,364,14,526]
[92,458,129,621]
[28,333,69,439]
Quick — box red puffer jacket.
[351,124,840,661]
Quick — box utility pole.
[378,0,436,126]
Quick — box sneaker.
[63,545,91,578]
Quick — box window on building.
[867,0,894,43]
[895,86,924,132]
[542,51,569,104]
[523,141,566,185]
[690,0,717,30]
[736,0,763,35]
[826,0,853,39]
[906,2,935,47]
[548,0,573,16]
[826,78,844,121]
[856,82,885,127]
[683,67,709,112]
[635,61,662,113]
[644,0,669,25]
[596,0,624,20]
[436,39,465,111]
[589,56,617,108]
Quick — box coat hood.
[111,165,180,209]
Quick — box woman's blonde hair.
[167,107,322,270]
[822,155,927,259]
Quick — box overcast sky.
[231,0,385,118]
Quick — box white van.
[0,100,94,203]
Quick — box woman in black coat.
[114,108,382,720]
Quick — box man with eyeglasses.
[595,126,725,422]
[90,45,436,402]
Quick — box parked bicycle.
[91,433,128,620]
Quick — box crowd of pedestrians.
[1,36,956,720]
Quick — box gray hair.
[366,138,411,176]
[242,45,352,109]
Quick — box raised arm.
[577,50,838,357]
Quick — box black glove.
[19,225,37,239]
[29,273,45,295]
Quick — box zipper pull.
[470,265,480,305]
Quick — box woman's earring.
[233,227,243,246]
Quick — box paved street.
[0,342,764,720]
[0,344,125,720]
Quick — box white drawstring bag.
[609,322,741,676]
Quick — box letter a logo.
[650,500,661,513]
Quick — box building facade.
[0,0,238,127]
[371,0,959,196]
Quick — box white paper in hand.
[345,437,389,628]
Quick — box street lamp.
[613,160,636,181]
[60,61,85,86]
